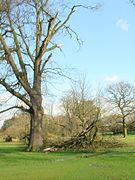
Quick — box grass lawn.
[0,136,135,180]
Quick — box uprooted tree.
[0,0,100,151]
[60,78,102,148]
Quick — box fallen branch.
[54,121,98,149]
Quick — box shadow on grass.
[79,149,135,159]
[0,143,26,154]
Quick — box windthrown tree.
[61,79,102,148]
[0,0,99,151]
[106,81,135,137]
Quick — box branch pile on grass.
[53,121,98,149]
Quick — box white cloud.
[105,75,119,83]
[116,18,129,31]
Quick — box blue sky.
[52,0,135,94]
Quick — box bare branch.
[0,79,31,107]
[7,14,28,79]
[35,16,57,63]
[18,27,35,63]
[40,53,52,75]
[0,33,32,94]
[53,4,100,36]
[46,44,58,52]
[0,105,29,114]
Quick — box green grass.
[1,136,135,180]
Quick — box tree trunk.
[28,96,44,151]
[123,118,127,138]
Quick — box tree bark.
[28,96,44,151]
[123,118,127,138]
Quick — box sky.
[1,0,135,126]
[53,0,135,92]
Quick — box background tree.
[0,112,29,142]
[100,114,123,134]
[0,0,99,151]
[61,78,102,147]
[106,81,135,137]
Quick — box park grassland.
[0,136,135,180]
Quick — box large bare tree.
[0,0,99,151]
[106,81,135,137]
